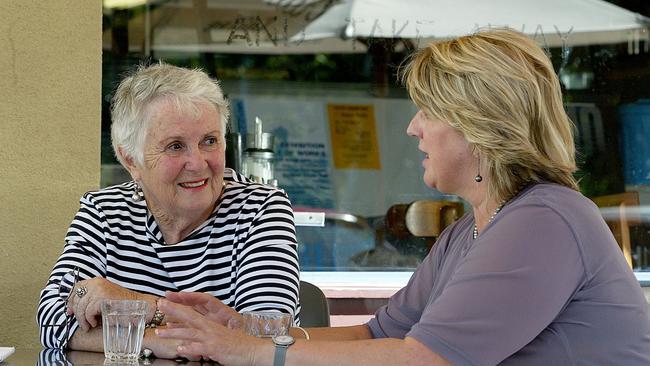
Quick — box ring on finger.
[75,286,88,298]
[142,348,154,358]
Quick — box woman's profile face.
[406,110,473,194]
[133,99,226,221]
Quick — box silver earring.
[132,182,143,201]
[475,157,483,182]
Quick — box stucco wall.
[0,1,101,348]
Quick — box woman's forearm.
[283,336,451,366]
[69,324,182,360]
[278,325,451,366]
[294,324,373,341]
[68,326,104,352]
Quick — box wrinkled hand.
[164,291,243,329]
[66,277,139,331]
[156,299,263,365]
[142,327,202,362]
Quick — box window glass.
[101,0,650,273]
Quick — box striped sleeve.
[233,189,301,323]
[37,348,72,365]
[37,193,108,348]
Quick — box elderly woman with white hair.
[37,63,300,358]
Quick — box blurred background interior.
[101,0,650,276]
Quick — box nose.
[184,147,208,171]
[406,113,420,137]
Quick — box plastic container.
[619,99,650,185]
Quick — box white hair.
[110,62,230,167]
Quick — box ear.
[118,148,141,181]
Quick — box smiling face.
[125,99,226,224]
[406,110,475,194]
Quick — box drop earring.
[474,157,483,182]
[132,182,143,201]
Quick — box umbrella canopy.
[103,0,366,54]
[293,0,649,48]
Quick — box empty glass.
[243,311,292,338]
[101,300,148,363]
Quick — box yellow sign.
[328,104,381,170]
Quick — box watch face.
[273,335,295,346]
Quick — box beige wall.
[0,1,102,348]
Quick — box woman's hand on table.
[156,298,263,365]
[66,277,144,331]
[143,327,203,361]
[164,291,243,329]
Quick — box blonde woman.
[156,29,650,365]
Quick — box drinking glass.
[101,300,148,363]
[243,311,292,338]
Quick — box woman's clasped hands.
[66,277,148,332]
[65,280,208,361]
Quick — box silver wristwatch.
[272,334,295,366]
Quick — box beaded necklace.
[472,202,505,239]
[472,182,531,240]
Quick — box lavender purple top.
[368,183,650,365]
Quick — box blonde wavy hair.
[402,28,578,202]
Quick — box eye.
[203,136,218,145]
[166,142,184,152]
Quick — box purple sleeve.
[409,205,583,365]
[367,229,446,338]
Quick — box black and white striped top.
[37,169,300,348]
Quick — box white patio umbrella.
[103,0,366,54]
[289,0,649,49]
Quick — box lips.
[179,179,208,188]
[418,146,429,160]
